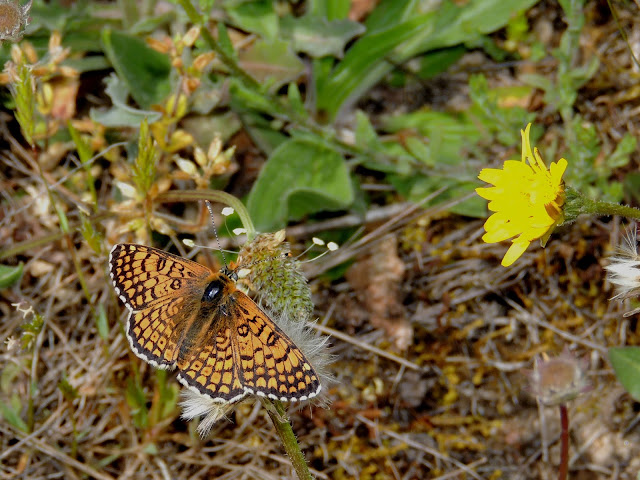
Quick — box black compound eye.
[202,280,223,303]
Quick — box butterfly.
[109,243,321,403]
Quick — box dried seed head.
[523,349,591,406]
[0,0,31,42]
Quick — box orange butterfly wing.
[109,244,213,369]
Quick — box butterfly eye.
[202,280,223,303]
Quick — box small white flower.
[221,207,235,217]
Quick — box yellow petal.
[502,238,530,266]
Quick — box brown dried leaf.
[346,236,412,351]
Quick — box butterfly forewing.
[109,244,212,309]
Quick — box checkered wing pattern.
[176,286,321,403]
[110,244,321,403]
[109,244,213,369]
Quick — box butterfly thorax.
[177,273,239,365]
[201,273,238,317]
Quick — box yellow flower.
[476,124,567,266]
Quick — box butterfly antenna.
[205,200,227,267]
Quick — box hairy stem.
[262,398,313,480]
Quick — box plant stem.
[262,398,313,480]
[564,187,640,223]
[558,404,569,480]
[583,198,640,219]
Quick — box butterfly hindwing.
[234,293,321,401]
[177,327,248,403]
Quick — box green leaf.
[287,82,307,119]
[606,133,637,169]
[281,15,365,58]
[354,110,381,147]
[382,110,482,165]
[247,138,354,231]
[90,74,162,127]
[227,0,279,40]
[96,304,109,341]
[468,74,536,145]
[68,122,92,164]
[624,173,640,204]
[1,362,21,393]
[0,263,23,288]
[0,397,28,432]
[126,378,148,429]
[415,46,465,79]
[101,29,171,109]
[609,347,640,402]
[216,23,236,61]
[230,79,282,116]
[238,38,305,91]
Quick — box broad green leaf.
[281,15,365,58]
[0,263,23,288]
[90,74,162,127]
[247,138,354,231]
[227,0,279,40]
[101,29,171,109]
[609,347,640,402]
[238,39,305,91]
